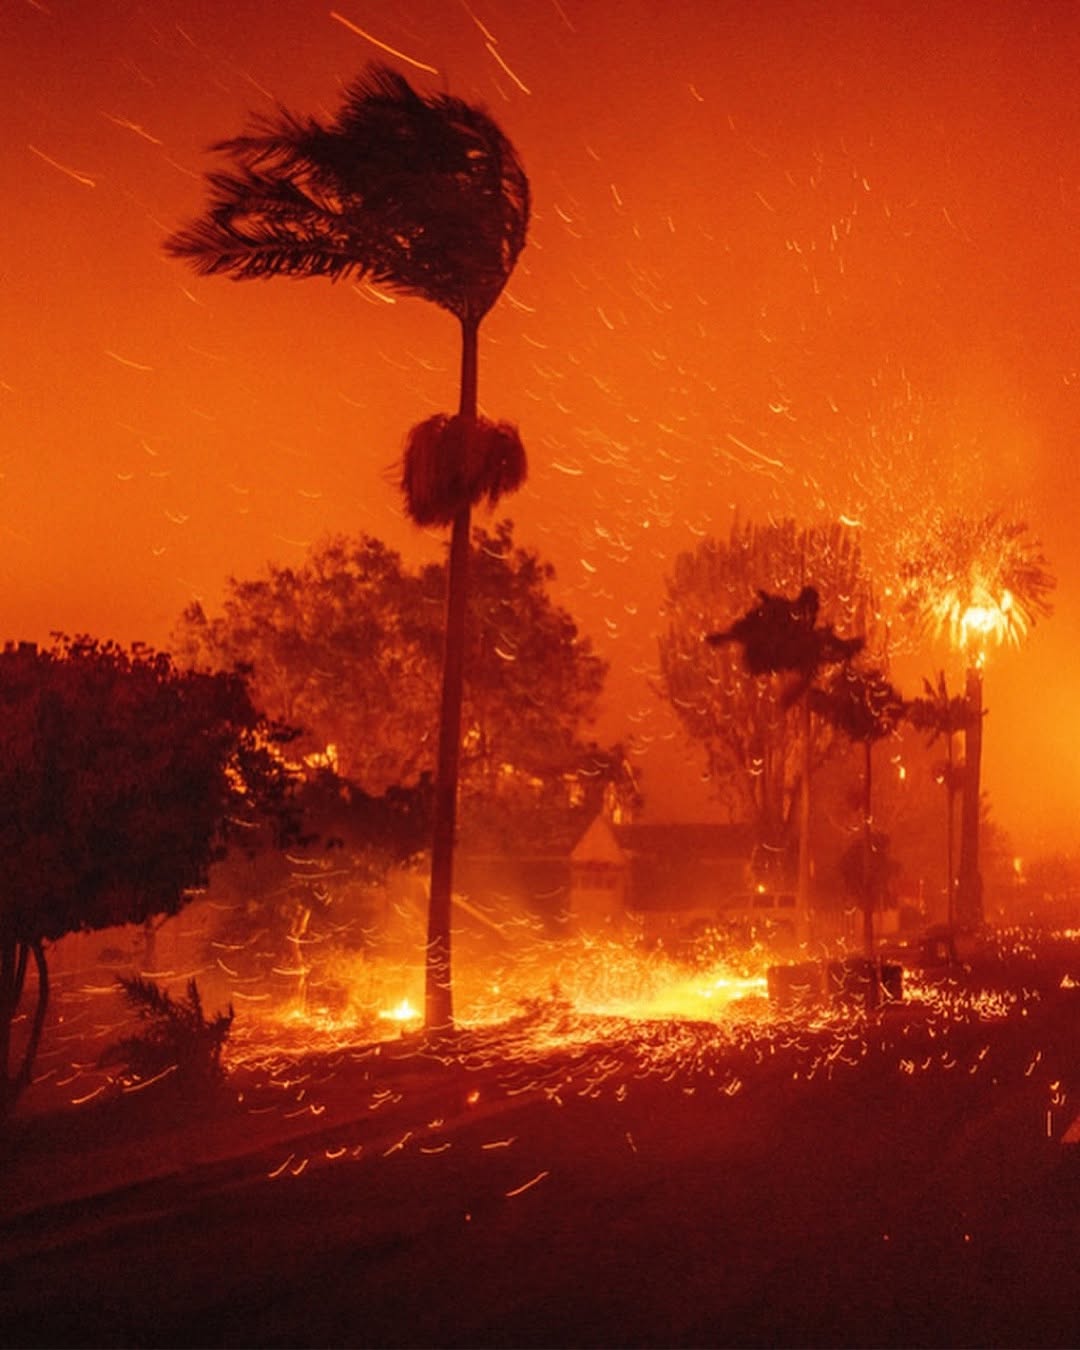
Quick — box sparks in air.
[485,41,532,95]
[105,349,153,372]
[28,143,96,187]
[328,11,439,75]
[101,112,162,145]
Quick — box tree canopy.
[174,522,612,831]
[448,520,608,799]
[165,64,530,326]
[0,637,292,1111]
[659,518,875,852]
[174,535,438,793]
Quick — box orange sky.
[4,0,1080,855]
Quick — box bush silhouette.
[102,976,234,1093]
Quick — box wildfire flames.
[11,920,1072,1250]
[933,584,1021,656]
[377,997,422,1026]
[22,918,1075,1164]
[282,933,774,1041]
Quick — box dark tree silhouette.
[173,535,439,793]
[0,638,291,1114]
[706,581,865,911]
[813,664,905,1007]
[707,586,863,693]
[166,65,531,1030]
[662,520,874,885]
[172,522,607,835]
[906,671,973,929]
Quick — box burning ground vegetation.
[4,924,1080,1348]
[7,923,1080,1183]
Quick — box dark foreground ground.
[3,946,1080,1348]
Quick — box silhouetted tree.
[813,664,905,998]
[660,518,871,907]
[712,583,864,913]
[708,584,862,690]
[906,671,972,928]
[174,536,437,793]
[430,520,607,819]
[174,523,608,827]
[166,66,531,1027]
[0,638,292,1114]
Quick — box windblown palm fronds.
[906,670,973,742]
[706,585,863,689]
[165,64,530,324]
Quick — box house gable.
[570,814,627,867]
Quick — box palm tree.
[166,65,531,1030]
[813,664,905,1002]
[906,671,971,930]
[901,514,1053,929]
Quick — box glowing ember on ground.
[21,924,1076,1132]
[220,927,1049,1067]
[378,997,422,1024]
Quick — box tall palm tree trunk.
[796,690,811,936]
[18,941,48,1099]
[861,738,879,1010]
[957,664,984,930]
[861,739,873,956]
[0,932,20,1113]
[946,732,957,931]
[425,318,479,1030]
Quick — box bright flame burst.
[224,932,778,1057]
[39,927,1071,1124]
[933,580,1021,653]
[901,512,1054,659]
[378,997,421,1024]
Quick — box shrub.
[102,975,234,1092]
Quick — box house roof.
[570,817,755,912]
[571,817,753,864]
[612,822,754,861]
[570,813,628,864]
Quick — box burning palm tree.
[166,65,531,1030]
[901,513,1054,928]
